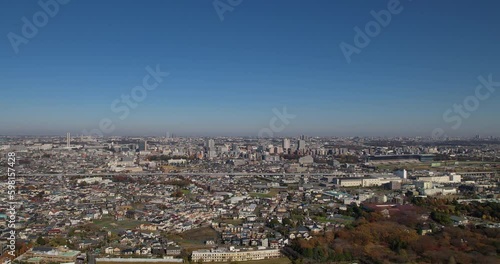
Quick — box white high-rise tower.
[283,138,290,150]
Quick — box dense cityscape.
[2,0,500,263]
[1,135,499,263]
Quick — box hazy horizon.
[2,0,500,137]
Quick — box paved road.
[16,172,348,177]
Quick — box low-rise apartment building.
[192,248,281,262]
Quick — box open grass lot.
[217,218,244,225]
[97,258,291,264]
[96,260,179,264]
[374,161,435,171]
[374,160,500,172]
[91,216,148,233]
[249,188,280,198]
[315,215,354,224]
[167,226,219,250]
[219,257,292,264]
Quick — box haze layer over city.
[1,1,499,264]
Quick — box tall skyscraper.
[207,139,215,149]
[138,140,148,151]
[66,132,70,148]
[283,138,290,150]
[297,139,305,151]
[206,139,216,159]
[231,144,240,153]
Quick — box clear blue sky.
[1,0,499,137]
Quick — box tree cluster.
[287,207,500,263]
